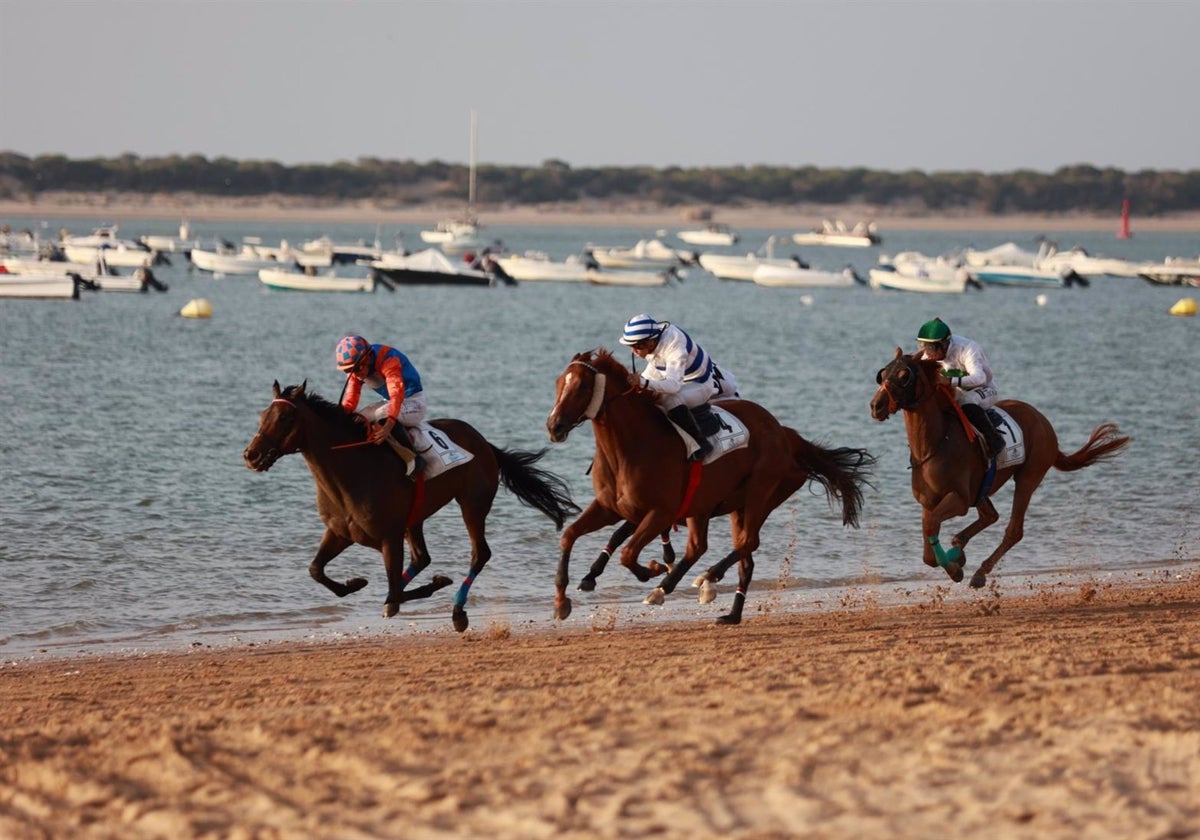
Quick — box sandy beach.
[2,572,1198,839]
[3,192,1199,232]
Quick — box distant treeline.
[2,152,1199,215]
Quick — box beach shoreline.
[3,571,1198,838]
[3,193,1199,232]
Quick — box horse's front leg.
[309,530,367,598]
[382,524,453,618]
[618,511,677,584]
[644,531,676,578]
[922,494,971,583]
[645,517,709,605]
[556,501,621,620]
[581,520,635,592]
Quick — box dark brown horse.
[870,349,1130,587]
[547,349,875,625]
[244,381,578,631]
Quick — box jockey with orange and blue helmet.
[335,335,427,474]
[618,313,739,462]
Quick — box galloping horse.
[547,349,875,625]
[244,381,578,631]
[870,349,1130,587]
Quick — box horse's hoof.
[452,607,468,633]
[346,577,369,593]
[577,578,596,592]
[945,562,964,583]
[690,572,708,588]
[698,580,717,605]
[554,600,573,621]
[431,574,453,590]
[643,588,665,606]
[382,602,399,618]
[969,572,987,589]
[716,613,742,626]
[646,560,664,576]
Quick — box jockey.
[915,318,1004,457]
[335,335,427,475]
[619,313,739,462]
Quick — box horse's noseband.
[878,360,918,414]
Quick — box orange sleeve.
[340,375,364,413]
[377,355,406,421]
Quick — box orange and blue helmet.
[335,335,370,371]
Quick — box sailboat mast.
[468,110,477,219]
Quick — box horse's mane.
[583,347,635,381]
[280,383,363,434]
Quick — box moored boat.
[259,267,379,293]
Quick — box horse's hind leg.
[309,530,368,598]
[557,500,622,620]
[451,499,494,633]
[971,473,1043,588]
[692,547,740,604]
[718,551,755,626]
[952,496,1000,555]
[644,517,709,605]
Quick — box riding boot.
[962,404,1004,458]
[388,423,426,477]
[666,405,713,462]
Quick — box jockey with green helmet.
[619,313,739,462]
[915,318,1004,457]
[335,335,427,475]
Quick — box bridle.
[876,358,919,416]
[561,359,636,428]
[249,397,302,465]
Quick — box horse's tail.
[1055,422,1131,472]
[492,445,581,530]
[789,430,877,528]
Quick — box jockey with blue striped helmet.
[619,313,739,461]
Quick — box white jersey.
[919,333,998,407]
[641,323,713,395]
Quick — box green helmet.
[917,318,951,343]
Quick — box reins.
[563,359,637,426]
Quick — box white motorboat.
[697,236,801,281]
[962,241,1043,268]
[0,271,84,299]
[61,224,161,268]
[792,220,881,247]
[752,264,862,288]
[493,251,595,283]
[586,266,680,287]
[190,241,296,275]
[588,239,692,270]
[0,259,165,292]
[676,223,739,247]
[300,234,386,265]
[869,253,979,294]
[258,267,379,293]
[1136,257,1200,286]
[1038,247,1144,278]
[140,221,198,254]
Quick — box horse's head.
[244,380,309,471]
[870,348,941,421]
[547,348,637,442]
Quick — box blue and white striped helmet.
[619,313,664,346]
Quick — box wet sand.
[2,572,1198,839]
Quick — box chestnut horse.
[870,349,1130,587]
[244,381,578,631]
[547,349,875,625]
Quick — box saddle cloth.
[357,405,474,479]
[670,404,750,464]
[986,406,1026,469]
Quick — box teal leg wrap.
[928,536,962,569]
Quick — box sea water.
[1,217,1197,659]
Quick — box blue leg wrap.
[453,572,478,608]
[928,536,962,569]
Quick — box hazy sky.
[2,0,1196,173]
